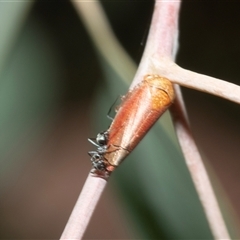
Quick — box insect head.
[88,131,109,171]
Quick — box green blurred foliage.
[0,2,33,74]
[0,2,65,180]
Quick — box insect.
[88,74,175,175]
[88,131,109,171]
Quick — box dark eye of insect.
[96,132,108,146]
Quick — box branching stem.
[141,1,231,239]
[61,1,235,239]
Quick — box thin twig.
[141,1,230,239]
[132,1,180,89]
[60,172,108,240]
[154,57,240,105]
[171,85,231,239]
[63,0,233,239]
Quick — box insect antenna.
[88,138,100,148]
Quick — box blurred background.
[1,1,240,239]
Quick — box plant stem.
[171,86,231,239]
[60,172,108,240]
[131,1,180,89]
[140,1,230,239]
[154,57,240,105]
[64,0,234,239]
